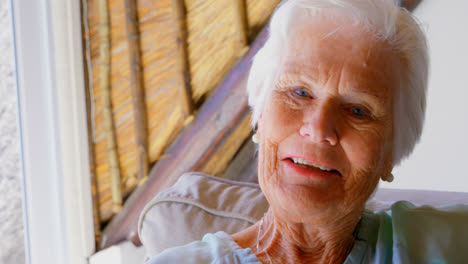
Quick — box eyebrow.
[280,64,320,75]
[347,87,387,100]
[276,71,318,86]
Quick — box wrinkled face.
[257,19,397,223]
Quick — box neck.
[234,209,361,264]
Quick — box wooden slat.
[171,0,194,118]
[81,0,102,246]
[185,0,241,103]
[98,0,123,213]
[233,0,249,47]
[246,0,281,38]
[123,0,149,184]
[100,28,269,249]
[200,112,252,176]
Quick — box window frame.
[12,0,95,263]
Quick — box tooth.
[291,158,334,171]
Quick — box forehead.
[278,18,399,96]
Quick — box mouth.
[284,157,342,177]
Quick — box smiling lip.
[282,156,341,178]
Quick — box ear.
[381,151,394,182]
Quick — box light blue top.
[146,201,468,263]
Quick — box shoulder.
[145,232,261,264]
[389,201,468,262]
[358,201,468,263]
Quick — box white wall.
[380,0,468,192]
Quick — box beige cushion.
[138,172,269,258]
[138,172,468,258]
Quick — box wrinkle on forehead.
[282,15,392,63]
[274,18,398,111]
[283,22,382,69]
[320,24,345,40]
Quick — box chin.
[265,181,350,220]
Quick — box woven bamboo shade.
[84,0,281,226]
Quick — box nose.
[299,101,338,146]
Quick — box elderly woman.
[146,0,467,263]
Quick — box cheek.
[257,139,281,203]
[342,125,389,173]
[261,98,302,142]
[345,134,377,171]
[340,127,392,206]
[341,166,380,210]
[257,99,297,207]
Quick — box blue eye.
[351,106,367,117]
[294,88,310,97]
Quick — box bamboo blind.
[84,0,281,229]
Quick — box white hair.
[247,0,429,166]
